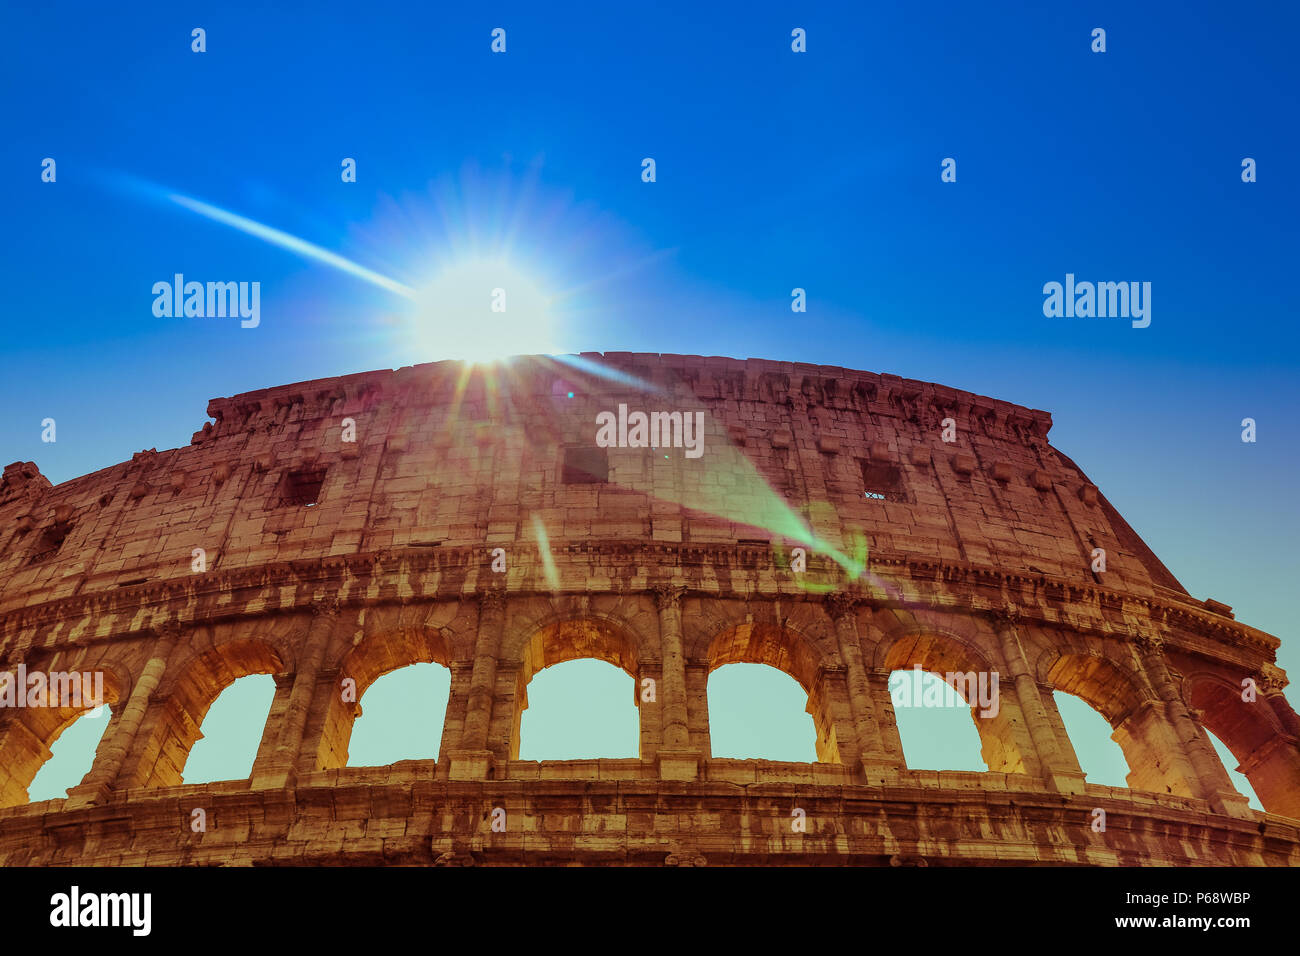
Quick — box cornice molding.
[0,543,1278,661]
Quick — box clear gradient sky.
[5,2,1296,805]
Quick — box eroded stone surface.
[0,353,1296,866]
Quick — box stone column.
[490,661,522,763]
[438,661,476,768]
[253,598,342,788]
[1135,631,1252,818]
[825,593,892,781]
[683,657,712,756]
[68,620,183,806]
[1035,681,1085,776]
[807,665,858,765]
[448,590,506,780]
[637,657,663,761]
[991,605,1084,793]
[248,672,295,780]
[653,585,699,780]
[865,668,906,767]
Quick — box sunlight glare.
[411,258,556,363]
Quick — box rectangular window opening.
[279,467,327,506]
[860,460,908,503]
[562,446,608,484]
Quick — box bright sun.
[411,258,556,364]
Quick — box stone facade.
[0,352,1297,865]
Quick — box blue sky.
[6,2,1296,805]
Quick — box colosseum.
[0,352,1297,866]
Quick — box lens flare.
[410,258,556,363]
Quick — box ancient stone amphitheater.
[0,352,1296,866]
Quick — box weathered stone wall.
[0,353,1296,865]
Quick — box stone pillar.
[825,593,892,781]
[68,620,183,806]
[253,598,343,788]
[683,657,712,756]
[1036,681,1085,776]
[438,661,476,768]
[1112,697,1200,797]
[490,661,521,764]
[448,590,506,780]
[807,665,857,765]
[866,668,906,767]
[992,606,1085,793]
[248,672,295,780]
[653,585,699,780]
[637,657,663,761]
[1135,631,1252,818]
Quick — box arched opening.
[348,663,451,766]
[518,658,638,760]
[1204,729,1264,811]
[706,621,841,762]
[1187,676,1283,814]
[513,617,641,760]
[0,665,123,807]
[128,637,282,789]
[1052,690,1130,787]
[881,632,1022,773]
[1047,652,1194,797]
[707,662,816,761]
[888,667,985,771]
[319,625,451,771]
[26,704,115,803]
[183,674,276,784]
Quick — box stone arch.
[702,612,844,763]
[503,599,652,761]
[316,621,453,771]
[1039,648,1152,783]
[1039,647,1150,725]
[873,619,1027,774]
[127,632,284,788]
[707,619,825,692]
[0,656,127,807]
[1183,671,1291,814]
[686,598,840,669]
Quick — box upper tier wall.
[0,352,1186,611]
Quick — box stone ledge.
[1,774,1293,866]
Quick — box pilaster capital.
[1258,662,1288,695]
[990,603,1020,628]
[824,592,860,622]
[310,596,342,618]
[153,619,185,643]
[652,585,687,611]
[477,589,507,615]
[1133,631,1164,654]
